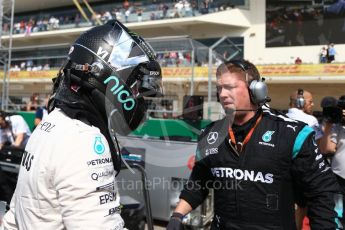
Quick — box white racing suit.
[3,108,125,230]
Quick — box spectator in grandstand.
[10,65,20,72]
[125,9,130,23]
[42,18,49,31]
[2,20,163,230]
[162,3,169,19]
[2,22,9,33]
[175,1,184,17]
[19,20,25,33]
[184,52,191,64]
[294,57,302,64]
[59,16,65,25]
[200,0,210,14]
[320,46,328,63]
[114,8,122,21]
[184,0,192,17]
[91,12,100,26]
[328,43,337,63]
[26,93,40,112]
[191,0,198,16]
[100,11,107,24]
[0,110,31,150]
[103,11,113,22]
[19,61,25,70]
[13,22,20,34]
[123,0,130,11]
[25,19,34,36]
[167,59,342,230]
[36,18,44,32]
[137,8,143,22]
[74,13,80,27]
[150,12,156,20]
[26,59,33,70]
[319,95,345,225]
[48,16,59,30]
[31,65,43,71]
[43,63,50,70]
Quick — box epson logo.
[104,76,135,111]
[211,167,274,184]
[99,192,117,205]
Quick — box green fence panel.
[131,118,211,141]
[17,111,36,131]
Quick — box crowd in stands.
[157,51,193,67]
[2,0,238,36]
[9,43,340,71]
[9,48,224,70]
[319,43,337,63]
[266,0,345,47]
[10,60,51,72]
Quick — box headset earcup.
[249,80,268,105]
[296,97,305,108]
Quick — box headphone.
[222,60,270,105]
[295,88,305,109]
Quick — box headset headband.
[297,88,304,96]
[226,60,259,83]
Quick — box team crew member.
[34,95,50,127]
[167,60,342,230]
[286,89,322,140]
[320,95,345,225]
[286,89,322,229]
[3,20,163,229]
[0,111,31,149]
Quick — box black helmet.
[58,20,163,135]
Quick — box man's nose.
[218,88,228,97]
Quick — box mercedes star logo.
[207,132,218,144]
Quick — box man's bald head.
[289,89,314,114]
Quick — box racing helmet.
[64,20,163,135]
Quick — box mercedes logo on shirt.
[207,132,219,144]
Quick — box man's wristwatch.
[166,212,184,230]
[171,212,184,220]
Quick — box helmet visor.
[104,21,156,71]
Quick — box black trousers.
[336,175,345,225]
[0,167,13,204]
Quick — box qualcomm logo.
[262,131,275,142]
[94,136,105,155]
[207,132,218,144]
